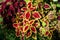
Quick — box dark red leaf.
[33,11,41,19]
[16,29,20,37]
[14,2,18,8]
[31,27,36,33]
[9,5,14,11]
[23,25,29,32]
[28,2,32,8]
[25,12,31,19]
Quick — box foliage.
[0,0,60,40]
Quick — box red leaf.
[20,15,24,18]
[14,2,18,8]
[13,23,19,28]
[29,7,35,11]
[20,26,23,32]
[17,8,21,13]
[29,20,34,24]
[34,23,38,27]
[0,9,2,13]
[44,3,50,9]
[2,2,6,11]
[7,10,12,16]
[31,27,36,33]
[23,1,26,5]
[6,0,11,2]
[45,31,49,36]
[25,12,31,19]
[33,11,41,19]
[26,30,31,38]
[23,20,28,25]
[16,29,20,37]
[9,5,14,11]
[20,2,23,7]
[28,2,32,8]
[21,7,27,11]
[23,26,29,32]
[48,33,51,37]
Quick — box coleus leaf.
[21,7,27,11]
[2,2,6,11]
[6,0,11,2]
[13,23,19,28]
[44,3,50,9]
[42,22,46,27]
[28,1,32,8]
[32,34,37,40]
[24,0,30,4]
[7,10,12,16]
[26,30,32,38]
[9,5,14,11]
[20,26,23,32]
[20,15,24,18]
[34,23,38,27]
[40,20,46,27]
[15,28,20,37]
[23,26,29,32]
[19,2,24,7]
[23,19,28,25]
[45,31,49,36]
[29,7,36,11]
[25,11,31,19]
[14,2,18,8]
[40,27,46,35]
[32,11,41,19]
[29,20,34,24]
[31,26,37,33]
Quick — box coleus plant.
[13,0,53,40]
[13,1,41,39]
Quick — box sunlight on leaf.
[40,20,46,27]
[41,27,46,34]
[25,0,30,4]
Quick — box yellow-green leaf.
[41,27,46,34]
[25,0,30,4]
[40,20,46,27]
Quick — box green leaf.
[57,4,60,7]
[25,0,30,4]
[40,20,46,27]
[0,17,3,22]
[41,28,46,34]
